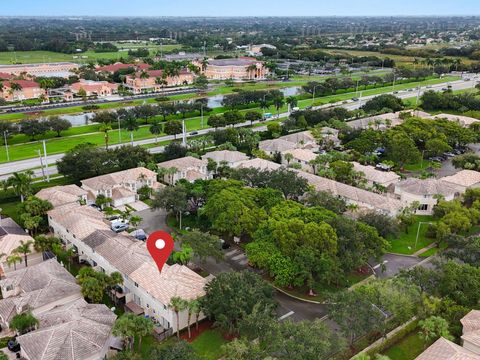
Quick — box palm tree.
[6,253,22,271]
[16,240,33,267]
[139,71,150,92]
[286,96,298,110]
[200,58,209,72]
[8,170,34,202]
[273,97,285,118]
[149,120,162,143]
[121,113,139,145]
[99,123,112,149]
[169,296,187,339]
[284,152,293,166]
[246,64,258,79]
[187,299,200,338]
[9,82,23,101]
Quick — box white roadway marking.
[278,311,295,321]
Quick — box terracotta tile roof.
[282,148,317,162]
[48,204,109,239]
[0,218,34,258]
[433,113,480,127]
[352,162,400,184]
[202,150,249,164]
[396,178,464,197]
[0,259,81,324]
[296,170,404,213]
[96,62,150,73]
[279,131,316,145]
[111,187,136,200]
[208,57,261,66]
[236,158,282,171]
[36,184,87,208]
[81,167,157,191]
[461,310,480,334]
[2,80,40,89]
[17,298,116,360]
[441,170,480,188]
[157,156,207,171]
[70,80,118,92]
[0,72,13,80]
[415,338,480,360]
[259,139,297,153]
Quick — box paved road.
[0,76,476,178]
[370,253,423,279]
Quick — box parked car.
[131,229,147,241]
[8,339,20,352]
[375,163,393,171]
[352,97,359,101]
[190,131,199,135]
[443,152,456,158]
[89,204,101,211]
[112,223,129,233]
[263,112,273,120]
[429,157,443,162]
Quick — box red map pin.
[146,230,175,273]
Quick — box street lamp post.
[117,117,121,144]
[415,221,433,250]
[42,140,49,182]
[35,149,46,180]
[3,131,9,162]
[201,104,204,129]
[312,85,318,106]
[355,79,360,97]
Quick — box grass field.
[190,329,227,360]
[0,44,182,65]
[388,215,436,254]
[383,330,431,360]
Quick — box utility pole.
[182,120,187,146]
[43,140,50,182]
[312,85,318,106]
[3,131,9,162]
[118,117,121,144]
[201,104,204,129]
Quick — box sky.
[1,0,480,17]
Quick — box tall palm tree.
[246,64,258,80]
[139,71,150,92]
[273,97,285,118]
[8,170,34,202]
[187,299,201,338]
[149,120,162,143]
[169,296,187,339]
[286,96,298,110]
[16,240,33,267]
[99,123,112,149]
[6,253,22,271]
[121,113,139,145]
[201,58,209,72]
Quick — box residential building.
[415,310,480,359]
[17,298,117,360]
[279,130,317,149]
[202,150,249,168]
[441,170,480,192]
[195,57,269,80]
[0,62,79,78]
[124,68,194,94]
[248,44,277,56]
[0,259,82,330]
[69,79,119,98]
[352,162,401,188]
[163,52,202,62]
[0,80,47,102]
[433,113,480,128]
[0,218,42,275]
[36,184,88,208]
[259,138,297,156]
[318,127,341,148]
[281,148,317,172]
[81,167,161,208]
[95,62,151,74]
[297,170,404,216]
[0,72,13,80]
[346,110,431,130]
[157,156,209,185]
[394,178,463,215]
[236,158,282,171]
[0,259,116,360]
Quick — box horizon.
[2,0,480,17]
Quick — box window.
[418,204,428,211]
[134,282,139,287]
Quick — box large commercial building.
[194,57,269,80]
[0,62,79,78]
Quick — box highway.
[0,76,477,179]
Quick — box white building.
[157,156,210,185]
[441,170,480,192]
[281,148,317,173]
[36,184,88,208]
[259,138,296,156]
[394,178,463,215]
[352,162,401,188]
[81,167,161,208]
[202,150,249,168]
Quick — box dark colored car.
[8,339,20,352]
[190,131,199,135]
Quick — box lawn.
[383,330,431,360]
[388,215,437,254]
[190,329,227,360]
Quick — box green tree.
[99,123,112,149]
[6,253,22,271]
[387,133,421,169]
[149,120,162,143]
[418,316,453,346]
[47,116,71,137]
[112,313,138,351]
[134,316,154,350]
[10,312,39,335]
[164,120,183,140]
[7,170,34,202]
[152,184,189,228]
[169,296,188,339]
[148,341,200,360]
[121,112,139,145]
[179,230,223,263]
[202,271,276,335]
[16,240,33,267]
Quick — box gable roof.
[236,158,282,171]
[202,150,249,164]
[157,156,207,171]
[441,170,480,188]
[0,218,34,258]
[396,178,463,197]
[279,131,316,145]
[259,138,297,153]
[2,80,40,89]
[415,337,480,360]
[0,259,81,323]
[352,162,400,184]
[282,148,317,162]
[433,113,480,127]
[81,167,157,191]
[17,298,116,360]
[48,203,109,239]
[36,184,87,208]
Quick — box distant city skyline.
[2,0,480,17]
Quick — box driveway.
[370,253,423,279]
[135,208,169,235]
